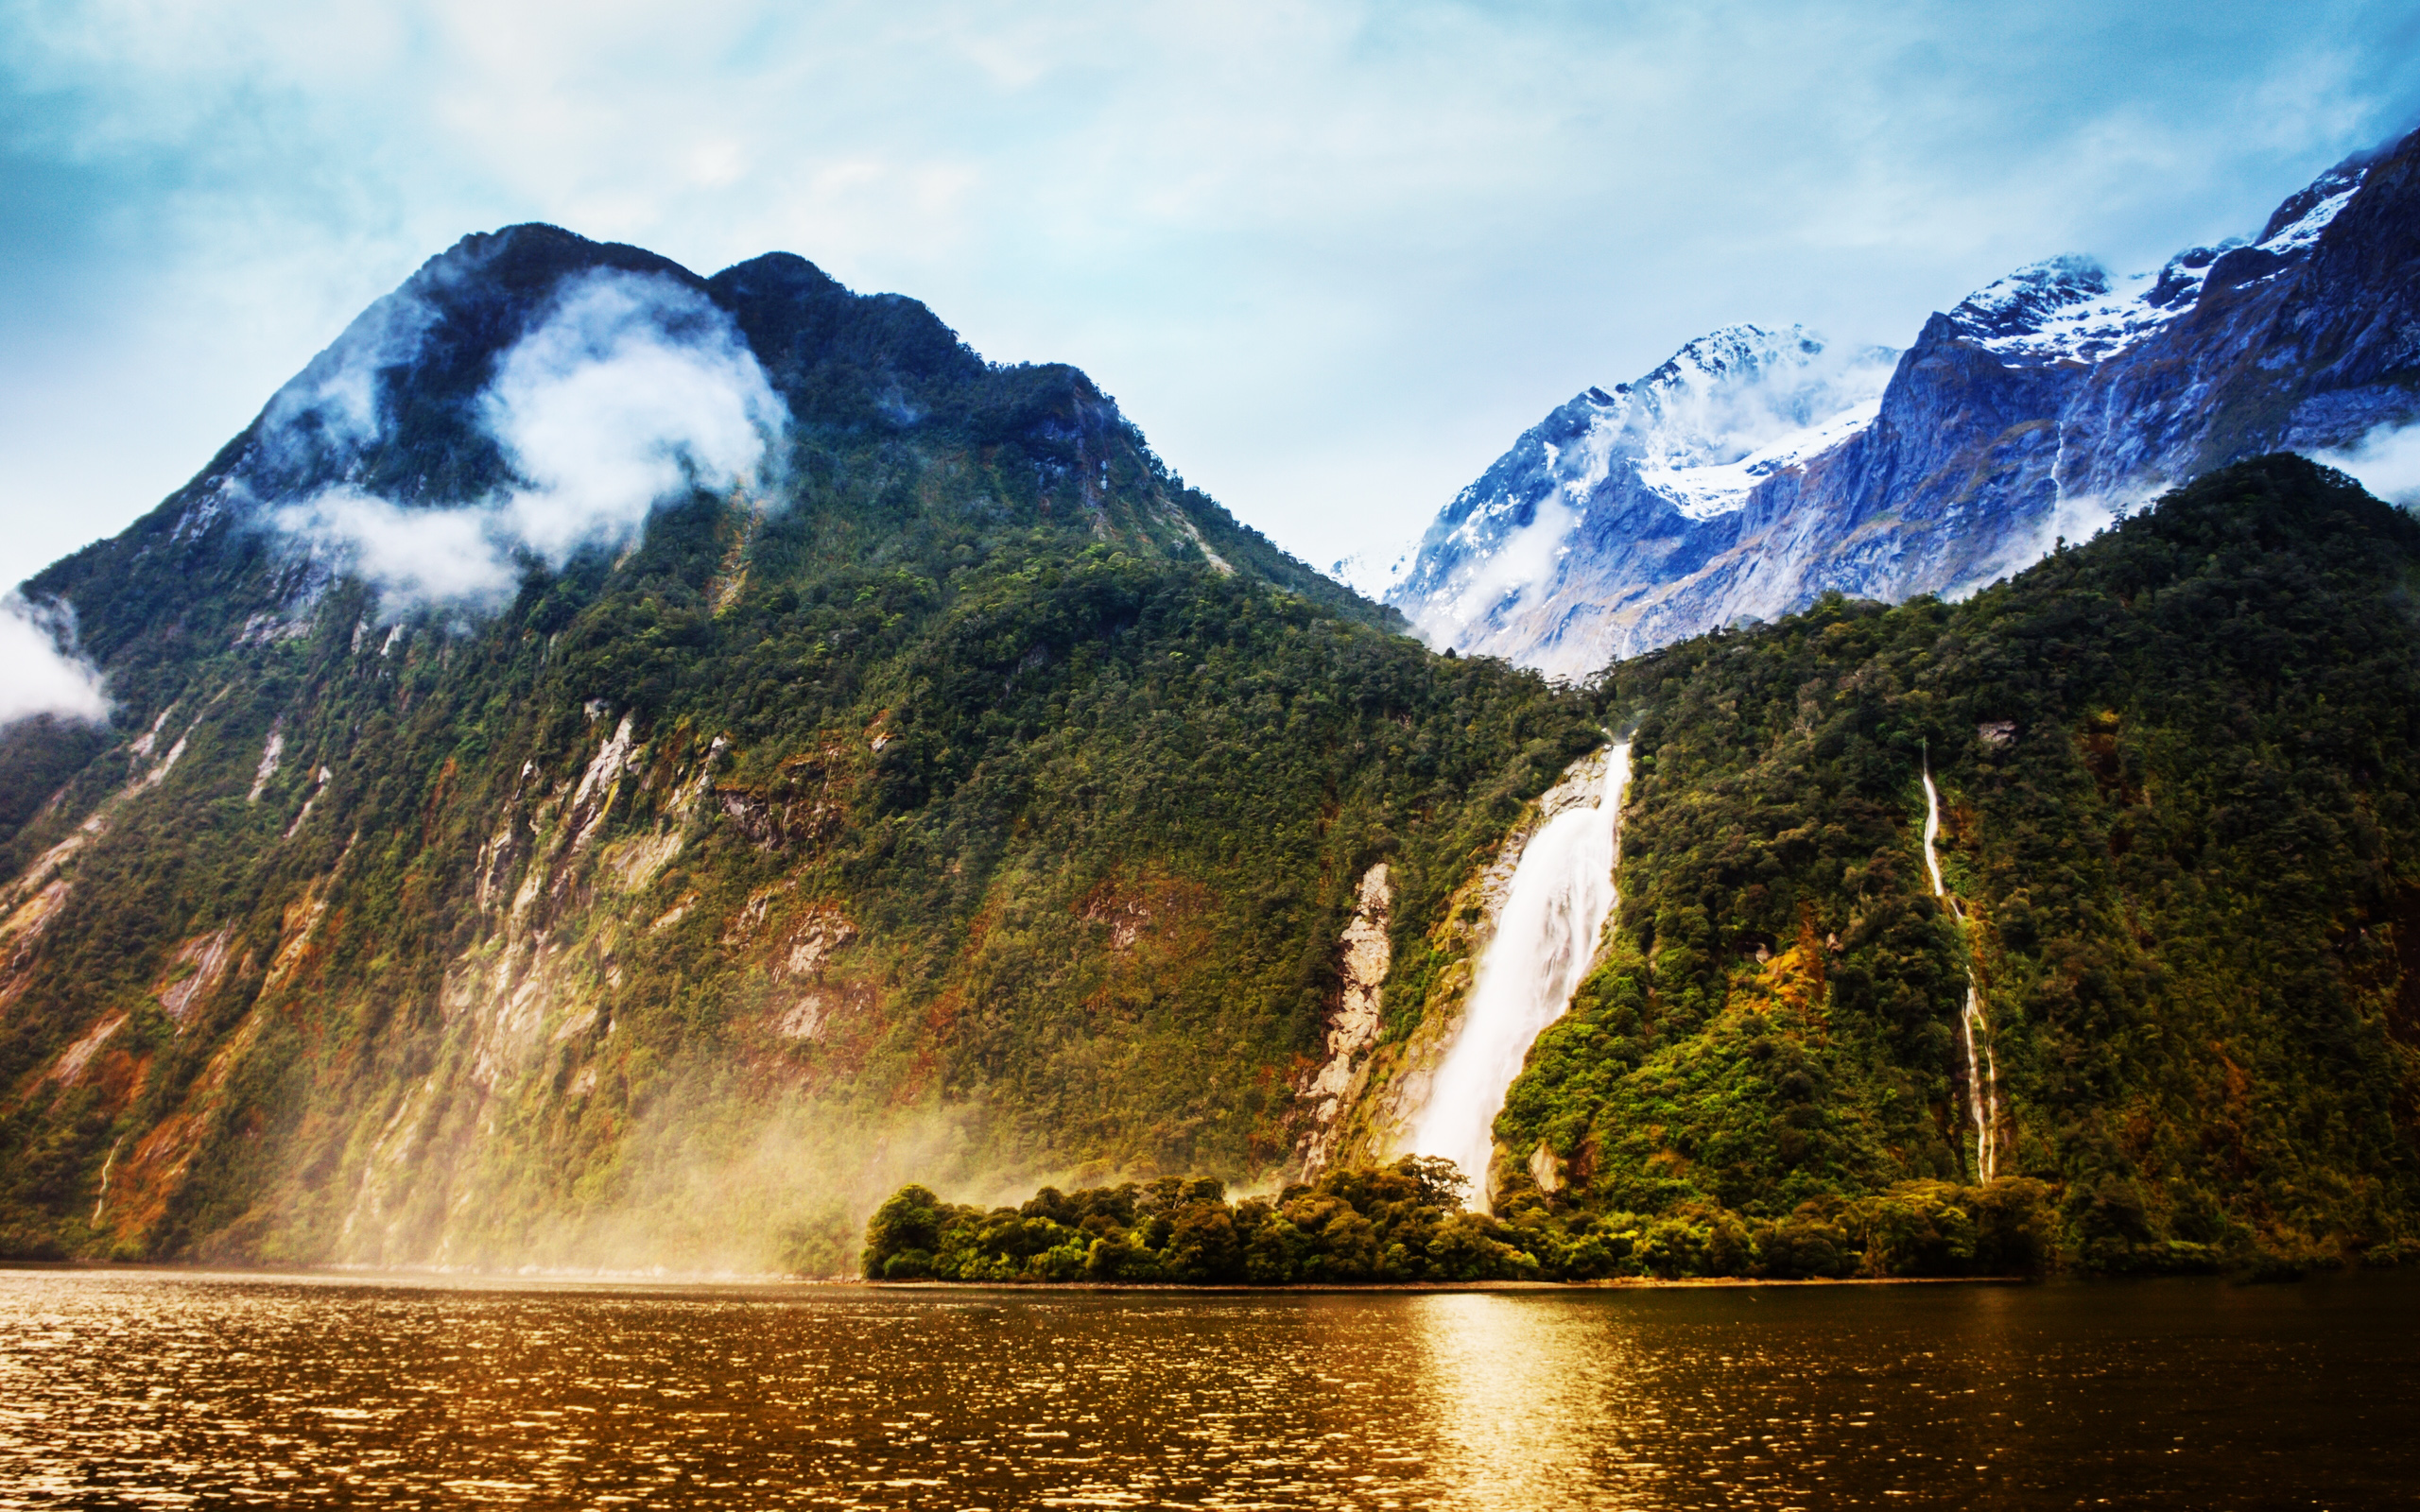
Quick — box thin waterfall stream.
[1921,763,2001,1182]
[1410,741,1632,1210]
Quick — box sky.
[4,0,2419,594]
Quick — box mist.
[1629,331,1900,472]
[277,268,788,612]
[2317,421,2420,506]
[260,284,442,468]
[0,593,110,729]
[519,1091,1000,1279]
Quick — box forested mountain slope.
[1484,455,2420,1271]
[868,455,2420,1285]
[0,225,1597,1267]
[8,222,2413,1281]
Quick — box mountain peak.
[1387,123,2420,679]
[1947,254,2111,342]
[2258,148,2377,247]
[1636,323,1822,392]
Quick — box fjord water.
[7,1269,2415,1508]
[1412,742,1631,1204]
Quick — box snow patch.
[1638,395,1885,521]
[1951,158,2368,367]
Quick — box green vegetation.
[1495,455,2420,1274]
[6,220,2415,1289]
[860,1158,2054,1282]
[0,230,1596,1266]
[871,455,2420,1283]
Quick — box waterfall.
[1410,742,1632,1211]
[92,1134,124,1225]
[1921,764,2001,1183]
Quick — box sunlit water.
[5,1270,2415,1508]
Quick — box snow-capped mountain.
[1389,326,1897,668]
[1391,131,2420,677]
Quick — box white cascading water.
[1411,742,1632,1210]
[1921,764,2001,1183]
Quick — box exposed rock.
[47,1011,127,1087]
[247,726,285,801]
[1080,889,1155,951]
[155,926,236,1027]
[781,907,858,979]
[1528,1141,1564,1194]
[775,991,836,1040]
[1295,862,1392,1174]
[1318,745,1616,1169]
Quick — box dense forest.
[861,1158,2053,1282]
[1502,455,2420,1276]
[875,455,2420,1281]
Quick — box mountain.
[1356,456,2420,1276]
[7,228,2417,1282]
[0,225,1598,1267]
[1392,128,2420,677]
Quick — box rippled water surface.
[3,1269,2414,1508]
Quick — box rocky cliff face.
[1392,129,2420,677]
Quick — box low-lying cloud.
[0,593,110,728]
[261,284,442,468]
[278,269,787,612]
[275,488,525,606]
[2316,421,2420,505]
[1631,334,1901,472]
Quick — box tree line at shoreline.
[860,1156,2058,1284]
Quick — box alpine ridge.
[1391,127,2420,677]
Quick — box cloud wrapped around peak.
[0,593,111,728]
[278,268,787,611]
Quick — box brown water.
[2,1269,2413,1509]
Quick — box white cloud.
[275,268,787,611]
[485,269,786,560]
[275,488,519,608]
[0,593,110,727]
[2316,422,2420,505]
[261,284,441,461]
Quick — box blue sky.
[4,0,2418,591]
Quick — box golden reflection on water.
[1397,1293,1640,1506]
[1,1270,2415,1509]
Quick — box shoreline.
[1,1260,2032,1291]
[863,1275,2036,1292]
